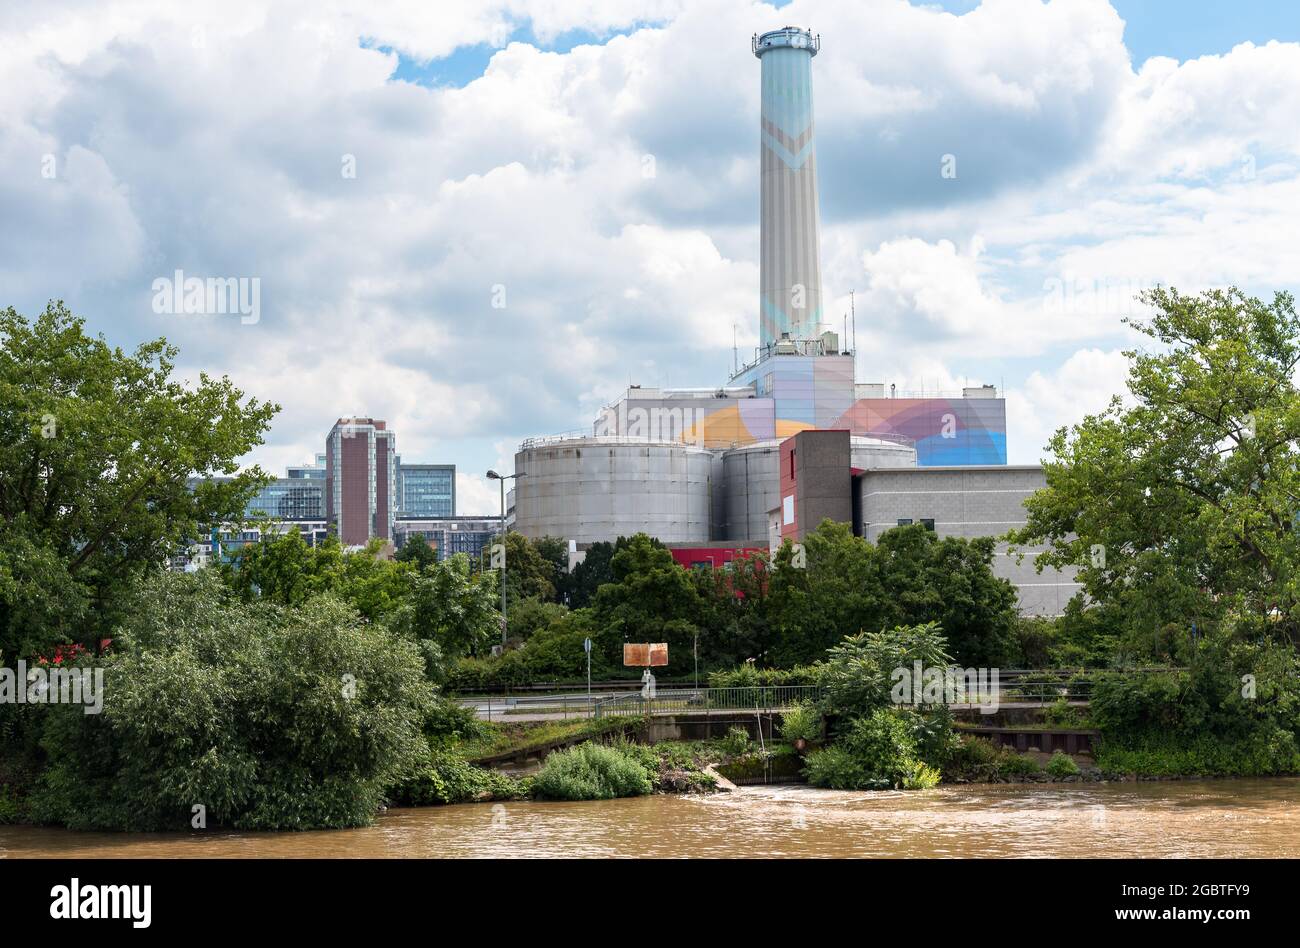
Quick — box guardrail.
[990,668,1185,705]
[593,685,822,719]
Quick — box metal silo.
[753,26,823,348]
[513,436,713,546]
[850,434,918,470]
[719,441,783,542]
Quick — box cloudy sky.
[3,0,1298,512]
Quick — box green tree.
[223,533,413,621]
[387,553,500,679]
[567,539,616,608]
[31,571,433,831]
[533,535,570,602]
[690,551,776,667]
[817,620,953,720]
[765,520,1026,667]
[0,302,276,659]
[487,531,556,605]
[1009,287,1300,653]
[507,595,569,641]
[767,522,885,666]
[395,538,437,569]
[591,533,702,676]
[875,525,1019,666]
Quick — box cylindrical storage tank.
[851,435,917,470]
[719,440,783,542]
[513,437,712,546]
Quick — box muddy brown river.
[3,779,1299,858]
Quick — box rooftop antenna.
[733,322,739,375]
[850,290,857,356]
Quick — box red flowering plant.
[32,639,112,667]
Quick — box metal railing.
[593,685,822,719]
[989,668,1185,706]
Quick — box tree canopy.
[1010,287,1300,652]
[0,302,276,659]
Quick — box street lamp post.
[486,469,525,646]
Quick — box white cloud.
[457,472,501,515]
[1007,347,1130,464]
[0,0,1296,483]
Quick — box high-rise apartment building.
[325,417,396,546]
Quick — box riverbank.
[6,778,1300,858]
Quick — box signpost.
[583,637,592,710]
[624,643,668,712]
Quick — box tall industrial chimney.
[753,26,824,350]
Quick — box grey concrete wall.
[794,429,853,538]
[856,465,1082,616]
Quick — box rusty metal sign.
[623,643,668,667]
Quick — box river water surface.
[4,779,1300,858]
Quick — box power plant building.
[511,27,1072,615]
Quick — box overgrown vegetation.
[1088,632,1300,776]
[533,743,654,801]
[804,709,941,790]
[778,702,822,743]
[1046,751,1081,778]
[389,750,528,806]
[31,572,434,831]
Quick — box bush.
[903,705,961,768]
[900,761,942,790]
[719,727,752,757]
[778,702,822,743]
[943,736,1045,782]
[943,735,1001,781]
[390,749,526,805]
[1010,616,1059,668]
[1046,750,1081,777]
[442,610,617,690]
[1090,671,1187,740]
[802,745,872,789]
[445,653,531,691]
[1096,728,1300,777]
[0,785,22,824]
[30,572,434,832]
[816,622,952,720]
[708,665,820,689]
[425,695,490,745]
[506,597,569,641]
[804,708,940,791]
[997,753,1041,776]
[1043,699,1090,728]
[533,743,653,801]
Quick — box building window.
[921,519,935,531]
[897,518,913,526]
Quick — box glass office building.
[286,454,327,480]
[244,478,325,521]
[397,463,455,519]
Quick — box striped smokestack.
[753,26,824,350]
